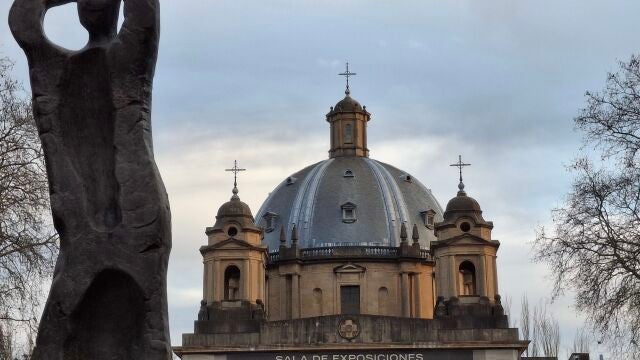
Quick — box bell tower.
[326,63,370,158]
[200,162,267,308]
[431,157,500,304]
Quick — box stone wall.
[182,313,517,348]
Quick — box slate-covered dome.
[255,90,445,250]
[256,156,443,250]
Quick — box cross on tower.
[450,155,471,191]
[338,62,357,95]
[225,160,246,199]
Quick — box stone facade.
[174,90,526,360]
[265,236,435,320]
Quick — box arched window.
[378,287,389,315]
[224,265,241,300]
[458,261,476,296]
[313,288,323,316]
[344,123,353,143]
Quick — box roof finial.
[279,225,286,244]
[449,155,471,194]
[290,224,299,245]
[225,160,246,200]
[338,62,356,96]
[400,222,408,243]
[412,224,420,244]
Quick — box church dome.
[211,185,260,232]
[439,183,492,228]
[256,156,443,250]
[217,197,253,218]
[333,95,364,112]
[444,190,481,213]
[256,80,444,250]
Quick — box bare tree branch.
[0,56,58,358]
[534,54,640,356]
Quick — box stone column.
[401,272,410,317]
[413,273,421,318]
[280,275,289,320]
[449,255,457,297]
[363,121,368,154]
[478,256,486,297]
[259,263,265,301]
[203,262,208,303]
[243,259,251,300]
[204,261,215,303]
[214,260,222,301]
[291,273,300,318]
[492,255,499,296]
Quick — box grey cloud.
[1,0,636,355]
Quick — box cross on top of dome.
[450,155,471,193]
[225,160,246,200]
[338,62,356,96]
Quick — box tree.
[0,322,15,360]
[520,295,531,356]
[533,301,561,358]
[503,295,514,327]
[571,326,591,355]
[0,56,57,353]
[523,298,560,358]
[533,54,640,357]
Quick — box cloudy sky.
[1,0,639,357]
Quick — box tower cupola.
[326,63,370,158]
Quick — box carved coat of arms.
[337,317,360,340]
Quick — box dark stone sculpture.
[9,0,171,358]
[198,300,209,321]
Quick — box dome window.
[421,209,437,229]
[262,212,279,233]
[460,222,471,232]
[401,174,412,182]
[343,169,354,178]
[286,176,297,186]
[341,202,357,223]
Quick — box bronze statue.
[9,0,172,358]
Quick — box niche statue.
[9,0,172,358]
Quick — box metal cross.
[450,155,471,185]
[225,160,246,189]
[338,62,357,95]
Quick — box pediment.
[432,234,499,249]
[333,263,366,273]
[341,202,357,210]
[200,238,267,254]
[215,238,254,248]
